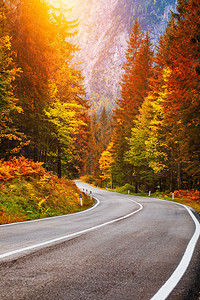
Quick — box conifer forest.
[0,0,200,193]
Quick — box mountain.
[69,0,177,113]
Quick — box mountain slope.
[70,0,177,111]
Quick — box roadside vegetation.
[0,157,94,225]
[76,176,200,215]
[108,184,200,214]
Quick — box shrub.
[173,190,200,202]
[0,157,95,224]
[116,184,135,194]
[0,156,45,182]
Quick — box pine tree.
[0,0,23,158]
[89,111,101,177]
[125,67,170,191]
[4,0,90,178]
[8,0,55,161]
[99,142,114,187]
[112,19,153,187]
[161,0,200,189]
[48,1,90,178]
[99,105,109,152]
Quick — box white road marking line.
[151,202,200,300]
[0,197,100,228]
[2,189,199,299]
[0,198,143,259]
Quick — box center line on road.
[0,198,143,260]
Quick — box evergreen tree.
[89,111,101,177]
[160,0,200,189]
[9,0,55,161]
[99,105,109,152]
[125,67,170,191]
[45,0,90,178]
[0,0,23,158]
[112,19,153,187]
[99,142,114,187]
[3,0,91,179]
[125,0,200,191]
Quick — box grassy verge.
[0,157,94,224]
[107,184,200,215]
[150,192,200,214]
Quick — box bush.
[79,175,101,187]
[0,157,95,224]
[0,156,45,182]
[173,190,200,202]
[116,184,135,194]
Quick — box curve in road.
[0,197,143,260]
[0,182,199,300]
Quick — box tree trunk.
[135,181,138,193]
[159,176,162,192]
[177,145,181,190]
[169,148,174,192]
[57,142,62,178]
[111,173,113,189]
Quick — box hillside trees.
[99,142,114,187]
[151,0,200,190]
[8,0,54,161]
[125,66,170,191]
[89,107,112,180]
[0,0,23,157]
[43,0,90,178]
[112,0,200,191]
[112,19,153,187]
[0,0,91,178]
[99,105,111,152]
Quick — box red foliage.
[0,156,45,182]
[174,190,200,202]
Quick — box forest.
[0,0,200,194]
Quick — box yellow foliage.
[99,142,114,181]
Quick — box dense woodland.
[0,0,200,192]
[0,0,93,178]
[102,0,200,192]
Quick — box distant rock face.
[70,0,177,109]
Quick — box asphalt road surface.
[0,182,200,300]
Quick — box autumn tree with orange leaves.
[110,0,200,191]
[119,0,200,191]
[159,0,200,190]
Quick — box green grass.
[150,192,200,214]
[107,185,200,215]
[0,176,95,224]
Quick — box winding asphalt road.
[0,182,200,300]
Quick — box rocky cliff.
[69,0,177,112]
